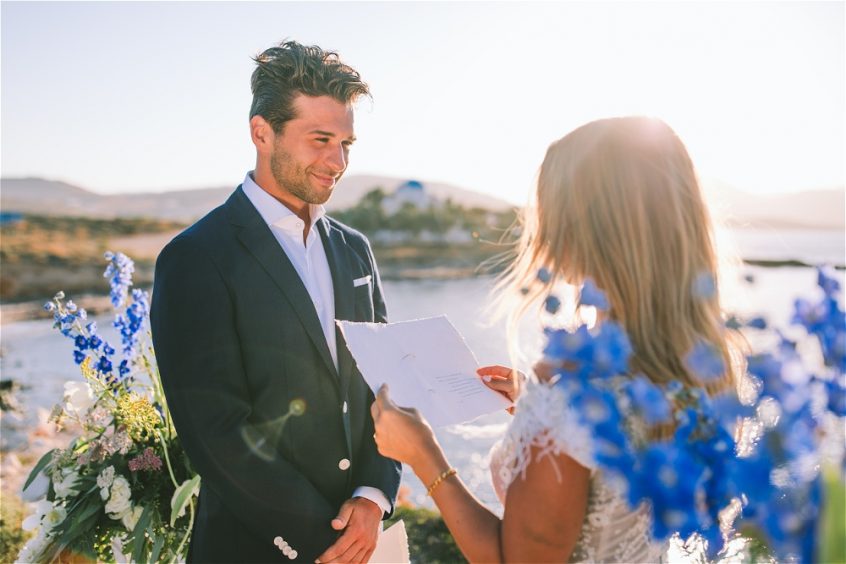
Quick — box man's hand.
[316,497,382,563]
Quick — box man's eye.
[315,138,329,144]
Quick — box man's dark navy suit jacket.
[150,186,401,563]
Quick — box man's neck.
[251,170,313,244]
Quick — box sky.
[1,1,843,204]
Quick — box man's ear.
[250,115,276,154]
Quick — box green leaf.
[71,497,102,523]
[130,505,153,564]
[819,465,846,564]
[170,475,200,527]
[23,449,56,491]
[148,532,165,564]
[56,498,101,547]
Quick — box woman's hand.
[371,384,439,469]
[532,360,556,383]
[477,365,526,413]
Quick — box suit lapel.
[227,188,339,380]
[318,218,355,401]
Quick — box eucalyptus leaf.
[130,505,153,563]
[170,475,200,527]
[23,449,56,491]
[149,532,166,564]
[56,500,101,547]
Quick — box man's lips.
[311,172,337,188]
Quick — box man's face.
[269,94,355,206]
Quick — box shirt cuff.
[352,486,391,516]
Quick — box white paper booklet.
[337,315,511,427]
[369,520,410,563]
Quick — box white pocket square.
[353,275,372,287]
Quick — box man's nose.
[325,145,347,173]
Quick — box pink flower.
[127,447,162,472]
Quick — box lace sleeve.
[490,379,596,498]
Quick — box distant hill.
[0,175,513,221]
[1,176,843,229]
[701,178,844,230]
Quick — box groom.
[151,41,401,563]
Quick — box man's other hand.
[316,497,381,563]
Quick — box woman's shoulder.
[492,380,597,487]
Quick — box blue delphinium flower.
[632,443,706,541]
[544,325,594,374]
[579,278,609,310]
[791,269,846,371]
[746,316,768,330]
[625,375,671,425]
[88,334,102,350]
[536,267,552,284]
[97,355,113,374]
[103,251,135,308]
[725,315,743,330]
[824,375,846,416]
[684,340,725,381]
[74,335,89,350]
[544,295,561,314]
[587,322,632,379]
[692,271,717,300]
[709,393,755,433]
[544,321,632,381]
[539,262,845,562]
[817,265,841,295]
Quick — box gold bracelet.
[426,467,457,497]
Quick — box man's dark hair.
[250,40,370,133]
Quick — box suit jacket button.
[338,458,351,470]
[282,546,292,556]
[273,536,283,547]
[289,550,298,560]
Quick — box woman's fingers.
[477,365,514,379]
[532,360,555,382]
[484,378,514,392]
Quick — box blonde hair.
[500,116,739,391]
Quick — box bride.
[367,117,739,562]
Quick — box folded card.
[337,315,511,427]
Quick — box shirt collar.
[242,171,326,235]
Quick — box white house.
[381,180,432,215]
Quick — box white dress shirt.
[242,172,390,515]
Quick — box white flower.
[97,465,116,489]
[20,469,50,502]
[21,500,52,531]
[52,467,80,499]
[42,503,67,532]
[64,381,96,415]
[21,499,66,537]
[15,529,49,563]
[105,475,132,519]
[111,534,129,563]
[120,505,144,531]
[100,487,110,501]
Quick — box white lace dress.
[489,380,667,563]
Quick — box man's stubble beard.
[270,147,334,206]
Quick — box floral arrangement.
[538,267,845,562]
[17,252,200,564]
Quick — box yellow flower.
[115,393,161,443]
